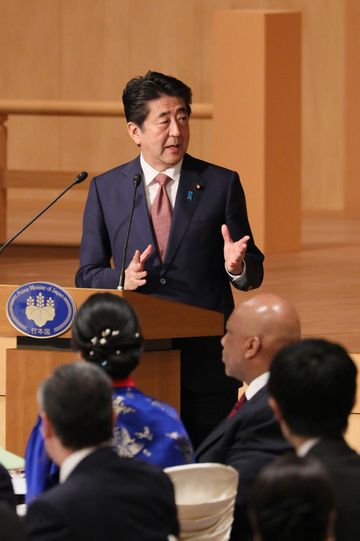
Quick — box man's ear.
[244,335,261,359]
[268,396,283,423]
[41,412,54,440]
[127,122,142,146]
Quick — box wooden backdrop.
[0,0,359,245]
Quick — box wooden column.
[344,1,360,217]
[212,10,301,254]
[0,115,7,243]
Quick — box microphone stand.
[117,174,142,290]
[0,171,88,255]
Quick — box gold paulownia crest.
[25,293,56,327]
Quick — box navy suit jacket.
[75,154,264,317]
[308,437,360,541]
[25,447,179,541]
[196,386,292,541]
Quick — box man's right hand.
[124,244,153,290]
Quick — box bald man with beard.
[196,293,301,541]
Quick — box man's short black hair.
[122,70,192,127]
[268,338,357,438]
[38,362,113,450]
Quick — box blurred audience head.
[249,455,335,541]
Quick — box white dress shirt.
[245,372,270,401]
[60,447,97,483]
[297,438,320,457]
[140,154,246,284]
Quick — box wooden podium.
[0,285,223,456]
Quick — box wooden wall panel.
[0,0,355,235]
[301,0,345,212]
[344,0,360,217]
[213,10,301,253]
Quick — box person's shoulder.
[93,156,140,185]
[79,447,172,485]
[311,437,360,465]
[230,388,280,432]
[183,153,238,178]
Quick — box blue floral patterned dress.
[25,379,194,503]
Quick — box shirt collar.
[297,438,320,457]
[245,372,269,401]
[60,447,97,483]
[140,154,183,186]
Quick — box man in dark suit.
[0,463,16,510]
[75,71,264,446]
[25,362,179,541]
[0,502,26,541]
[196,293,301,541]
[269,338,360,541]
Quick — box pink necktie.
[151,174,172,261]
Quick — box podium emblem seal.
[6,282,76,338]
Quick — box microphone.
[0,171,88,255]
[117,173,142,290]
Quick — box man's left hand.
[221,224,249,275]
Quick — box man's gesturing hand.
[221,224,249,276]
[124,244,153,290]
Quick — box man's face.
[127,95,190,171]
[221,311,247,382]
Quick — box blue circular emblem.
[6,282,76,339]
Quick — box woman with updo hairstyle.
[25,293,194,503]
[71,292,143,380]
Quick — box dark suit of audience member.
[25,362,178,541]
[196,293,301,541]
[26,447,178,541]
[269,338,360,541]
[308,437,360,541]
[197,386,292,540]
[0,463,16,510]
[0,502,26,541]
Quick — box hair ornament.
[134,332,140,338]
[89,350,95,357]
[102,329,111,337]
[90,328,122,348]
[100,360,109,367]
[115,350,121,355]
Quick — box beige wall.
[0,0,357,220]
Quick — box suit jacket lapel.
[164,156,206,265]
[195,386,268,458]
[196,415,233,456]
[121,158,158,256]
